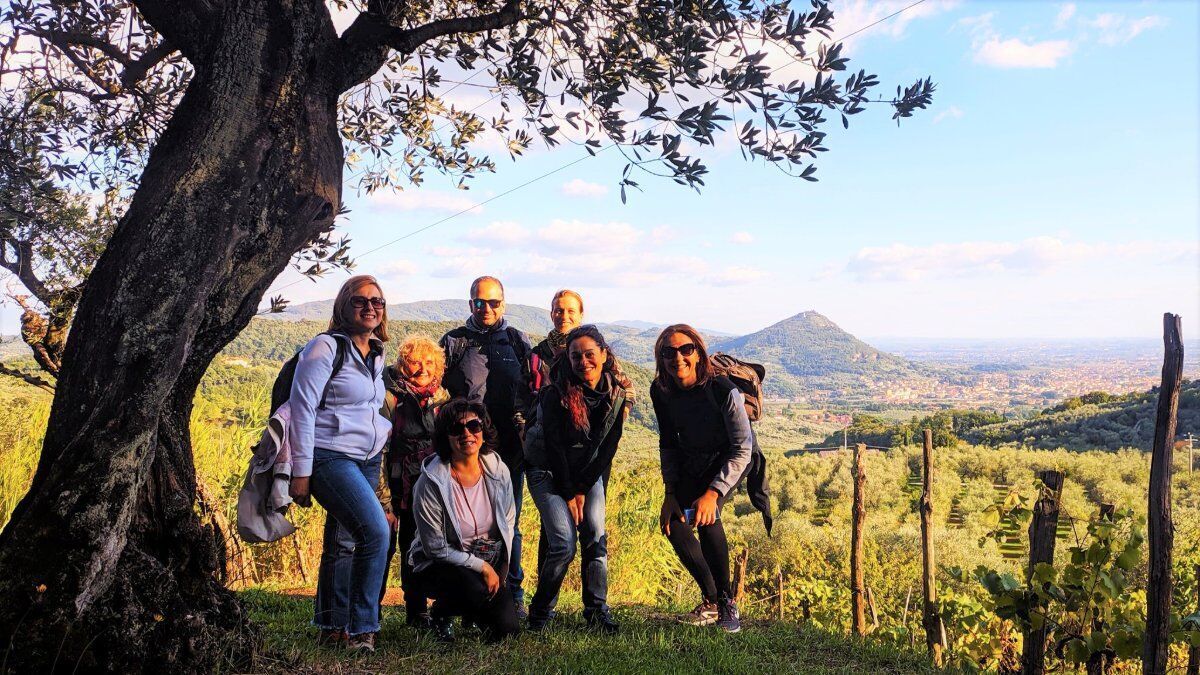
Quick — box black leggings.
[379,505,428,622]
[665,476,732,602]
[416,561,520,641]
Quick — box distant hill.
[712,311,934,398]
[964,380,1200,451]
[266,298,554,333]
[0,336,26,361]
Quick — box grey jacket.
[408,451,516,573]
[289,332,391,477]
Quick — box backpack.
[709,352,767,422]
[270,332,349,414]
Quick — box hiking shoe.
[716,598,741,633]
[346,632,376,653]
[515,599,529,621]
[433,617,455,643]
[317,628,346,647]
[406,613,433,631]
[680,600,719,626]
[583,607,620,635]
[526,611,552,633]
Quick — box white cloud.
[705,266,769,286]
[833,0,961,42]
[729,231,755,245]
[376,259,420,277]
[535,219,643,255]
[368,189,483,214]
[560,179,609,198]
[975,37,1073,69]
[1086,13,1167,46]
[465,221,530,247]
[837,237,1200,282]
[651,225,678,244]
[1054,3,1076,30]
[933,106,964,124]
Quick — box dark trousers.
[664,474,732,602]
[379,505,429,622]
[418,561,521,641]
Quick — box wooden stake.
[850,443,867,636]
[777,566,785,621]
[865,586,879,629]
[732,547,749,606]
[293,536,309,584]
[1188,564,1199,675]
[920,428,946,666]
[1022,469,1065,675]
[1145,313,1183,675]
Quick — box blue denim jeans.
[310,447,388,635]
[527,470,608,618]
[508,466,525,606]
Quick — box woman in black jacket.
[650,324,752,633]
[525,325,629,633]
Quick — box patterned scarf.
[545,328,569,353]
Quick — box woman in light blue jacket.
[409,398,519,643]
[289,275,393,652]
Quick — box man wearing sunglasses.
[439,276,535,617]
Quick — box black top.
[537,372,626,498]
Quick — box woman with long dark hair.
[289,275,393,652]
[650,324,752,633]
[524,325,629,633]
[408,398,520,643]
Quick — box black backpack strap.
[594,387,627,444]
[505,326,530,362]
[317,332,348,410]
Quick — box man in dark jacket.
[439,275,534,616]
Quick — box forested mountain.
[267,298,555,333]
[712,311,934,398]
[964,380,1200,451]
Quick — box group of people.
[286,274,757,652]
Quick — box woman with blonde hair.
[289,275,392,652]
[376,336,450,628]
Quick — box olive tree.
[0,0,931,670]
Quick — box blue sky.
[6,0,1198,341]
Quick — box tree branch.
[120,40,176,89]
[130,0,218,61]
[334,0,521,93]
[0,237,52,302]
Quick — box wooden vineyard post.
[1086,505,1116,675]
[850,443,867,636]
[921,429,946,666]
[1022,470,1064,675]
[777,567,785,621]
[732,547,749,606]
[1145,313,1183,675]
[1188,564,1200,675]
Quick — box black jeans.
[417,561,521,641]
[664,474,732,602]
[379,506,429,622]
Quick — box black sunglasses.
[659,343,698,360]
[350,296,385,309]
[471,298,502,310]
[449,419,484,436]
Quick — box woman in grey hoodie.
[409,398,520,642]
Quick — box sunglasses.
[471,298,502,310]
[350,296,386,310]
[660,343,698,360]
[449,419,484,436]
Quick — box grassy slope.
[241,589,940,674]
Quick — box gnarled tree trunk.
[0,2,343,671]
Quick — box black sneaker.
[680,600,719,626]
[526,610,552,632]
[716,597,741,633]
[515,599,529,621]
[583,607,620,634]
[407,613,433,631]
[433,617,455,643]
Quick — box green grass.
[241,589,944,674]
